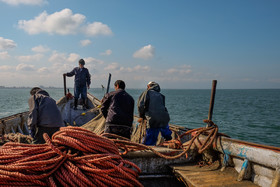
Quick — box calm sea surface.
[0,88,279,147]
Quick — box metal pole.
[208,80,217,121]
[63,74,67,96]
[106,73,112,94]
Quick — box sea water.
[0,88,279,147]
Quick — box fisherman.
[64,59,91,110]
[101,80,134,139]
[137,81,172,145]
[28,87,65,144]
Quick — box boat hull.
[0,93,280,187]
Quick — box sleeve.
[162,94,168,112]
[100,93,111,118]
[27,96,38,138]
[66,68,76,77]
[86,69,91,86]
[137,91,149,118]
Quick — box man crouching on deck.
[28,87,65,144]
[101,80,134,139]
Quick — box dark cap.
[79,59,85,65]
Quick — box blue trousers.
[143,125,172,146]
[74,86,87,100]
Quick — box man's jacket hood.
[148,83,161,92]
[36,89,50,97]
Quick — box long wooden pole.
[208,80,217,121]
[63,74,67,96]
[106,73,112,94]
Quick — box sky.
[0,0,279,89]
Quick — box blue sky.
[0,0,279,89]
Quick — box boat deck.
[171,162,259,187]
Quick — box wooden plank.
[172,163,259,187]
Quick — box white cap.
[147,81,157,86]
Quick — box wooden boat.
[0,86,279,187]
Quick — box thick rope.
[0,126,143,187]
[104,120,221,160]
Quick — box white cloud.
[133,44,155,60]
[17,54,44,62]
[18,9,113,37]
[31,45,50,53]
[0,37,17,50]
[104,62,120,71]
[104,63,150,74]
[37,67,49,73]
[0,0,47,6]
[83,22,113,36]
[48,51,67,63]
[16,63,36,71]
[84,57,104,64]
[120,65,150,73]
[0,51,11,59]
[18,9,85,35]
[48,51,79,64]
[100,49,112,56]
[80,39,91,47]
[67,53,80,62]
[0,65,14,71]
[167,65,192,74]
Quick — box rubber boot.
[74,98,78,110]
[82,98,86,110]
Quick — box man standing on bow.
[137,81,172,145]
[64,59,91,110]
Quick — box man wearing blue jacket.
[28,87,65,144]
[64,59,91,110]
[101,80,134,139]
[137,81,172,145]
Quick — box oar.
[63,74,67,96]
[106,73,112,94]
[207,80,217,127]
[98,73,112,108]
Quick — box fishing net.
[81,109,147,144]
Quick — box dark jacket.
[101,89,134,127]
[137,84,170,128]
[66,67,91,87]
[28,90,65,137]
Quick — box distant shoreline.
[0,86,279,90]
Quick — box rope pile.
[0,126,142,187]
[103,120,222,160]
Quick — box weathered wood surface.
[172,162,259,187]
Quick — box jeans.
[143,125,172,146]
[74,85,87,99]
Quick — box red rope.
[0,126,143,187]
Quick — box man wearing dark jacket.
[64,59,91,110]
[101,80,134,139]
[28,87,65,144]
[137,81,172,145]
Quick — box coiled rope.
[102,120,222,160]
[0,126,143,187]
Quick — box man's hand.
[137,118,143,123]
